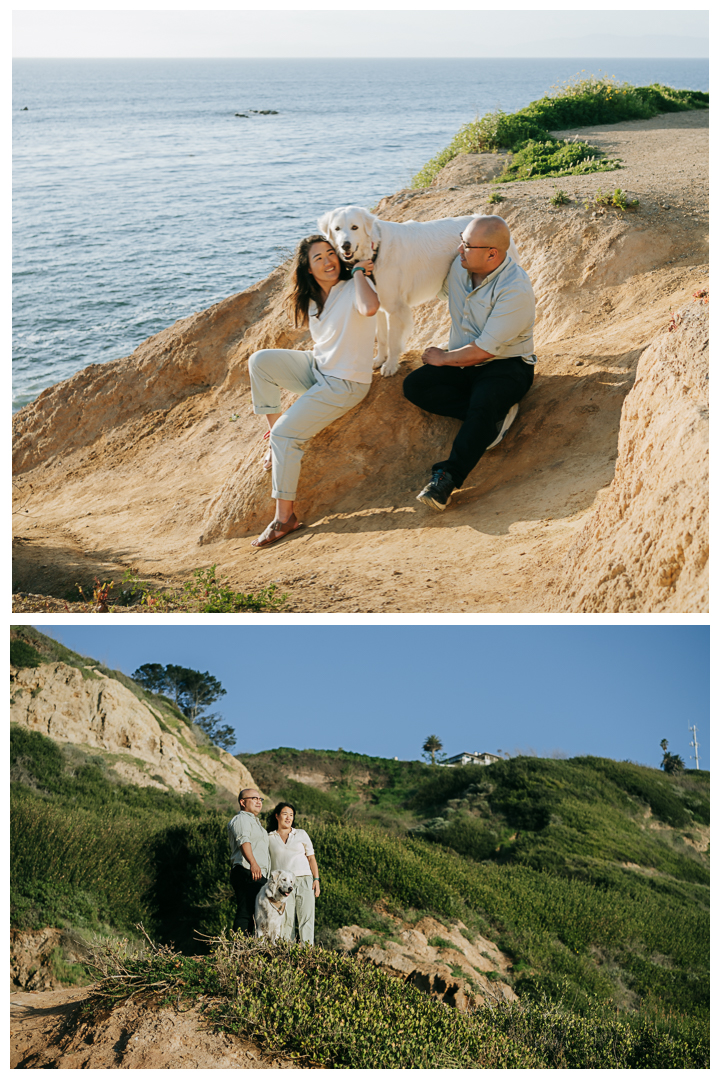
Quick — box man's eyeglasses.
[459,235,496,251]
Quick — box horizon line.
[13,54,710,60]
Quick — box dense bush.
[10,638,44,667]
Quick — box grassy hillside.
[10,688,709,1067]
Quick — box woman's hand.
[353,258,375,276]
[312,879,321,898]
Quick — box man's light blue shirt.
[227,810,270,874]
[440,253,536,364]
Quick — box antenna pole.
[688,725,700,769]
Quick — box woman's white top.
[309,276,378,384]
[268,827,315,877]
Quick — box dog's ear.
[270,870,280,885]
[317,210,333,238]
[368,213,382,244]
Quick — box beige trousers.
[280,875,315,944]
[248,348,370,500]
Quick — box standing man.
[228,787,270,935]
[403,215,536,510]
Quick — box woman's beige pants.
[280,875,316,944]
[249,348,370,500]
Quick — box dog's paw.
[380,360,399,377]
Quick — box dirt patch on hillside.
[12,111,708,613]
[335,914,516,1012]
[10,986,302,1069]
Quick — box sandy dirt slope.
[10,987,301,1069]
[12,111,708,613]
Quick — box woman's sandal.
[250,513,304,549]
[262,446,272,471]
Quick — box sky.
[12,5,709,58]
[34,624,709,770]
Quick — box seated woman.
[267,801,320,944]
[248,234,379,548]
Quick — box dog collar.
[267,896,287,915]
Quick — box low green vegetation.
[80,932,707,1068]
[412,74,708,188]
[10,688,709,1068]
[588,187,639,211]
[10,638,44,668]
[112,565,288,613]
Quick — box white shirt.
[309,276,378,384]
[268,827,315,877]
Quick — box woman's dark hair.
[285,234,351,328]
[266,801,297,833]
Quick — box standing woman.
[248,235,379,548]
[267,802,320,944]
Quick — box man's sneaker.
[486,403,519,449]
[416,469,455,511]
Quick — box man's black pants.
[230,864,267,935]
[403,356,534,488]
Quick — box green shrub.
[10,639,44,668]
[80,933,709,1068]
[412,76,708,187]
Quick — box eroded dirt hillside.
[10,660,259,800]
[12,111,708,613]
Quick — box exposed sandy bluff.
[12,111,708,613]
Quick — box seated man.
[403,215,536,510]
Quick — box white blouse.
[309,276,378,384]
[268,827,315,877]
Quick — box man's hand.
[422,346,448,366]
[249,858,262,881]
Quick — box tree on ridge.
[423,734,443,766]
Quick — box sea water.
[12,57,708,412]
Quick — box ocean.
[12,57,708,412]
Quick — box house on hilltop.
[442,751,500,767]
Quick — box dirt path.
[12,112,708,614]
[10,987,301,1069]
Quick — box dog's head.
[317,205,381,263]
[268,870,296,898]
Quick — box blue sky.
[35,625,708,770]
[12,6,709,58]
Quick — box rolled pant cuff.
[253,406,279,415]
[272,489,297,501]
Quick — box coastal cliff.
[10,659,258,802]
[12,110,708,613]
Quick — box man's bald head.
[466,215,511,254]
[238,788,263,814]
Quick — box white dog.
[318,205,521,377]
[255,870,295,943]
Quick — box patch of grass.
[587,187,639,211]
[550,188,571,206]
[112,565,288,613]
[10,639,44,667]
[428,935,463,952]
[49,945,91,986]
[486,191,504,204]
[412,75,708,187]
